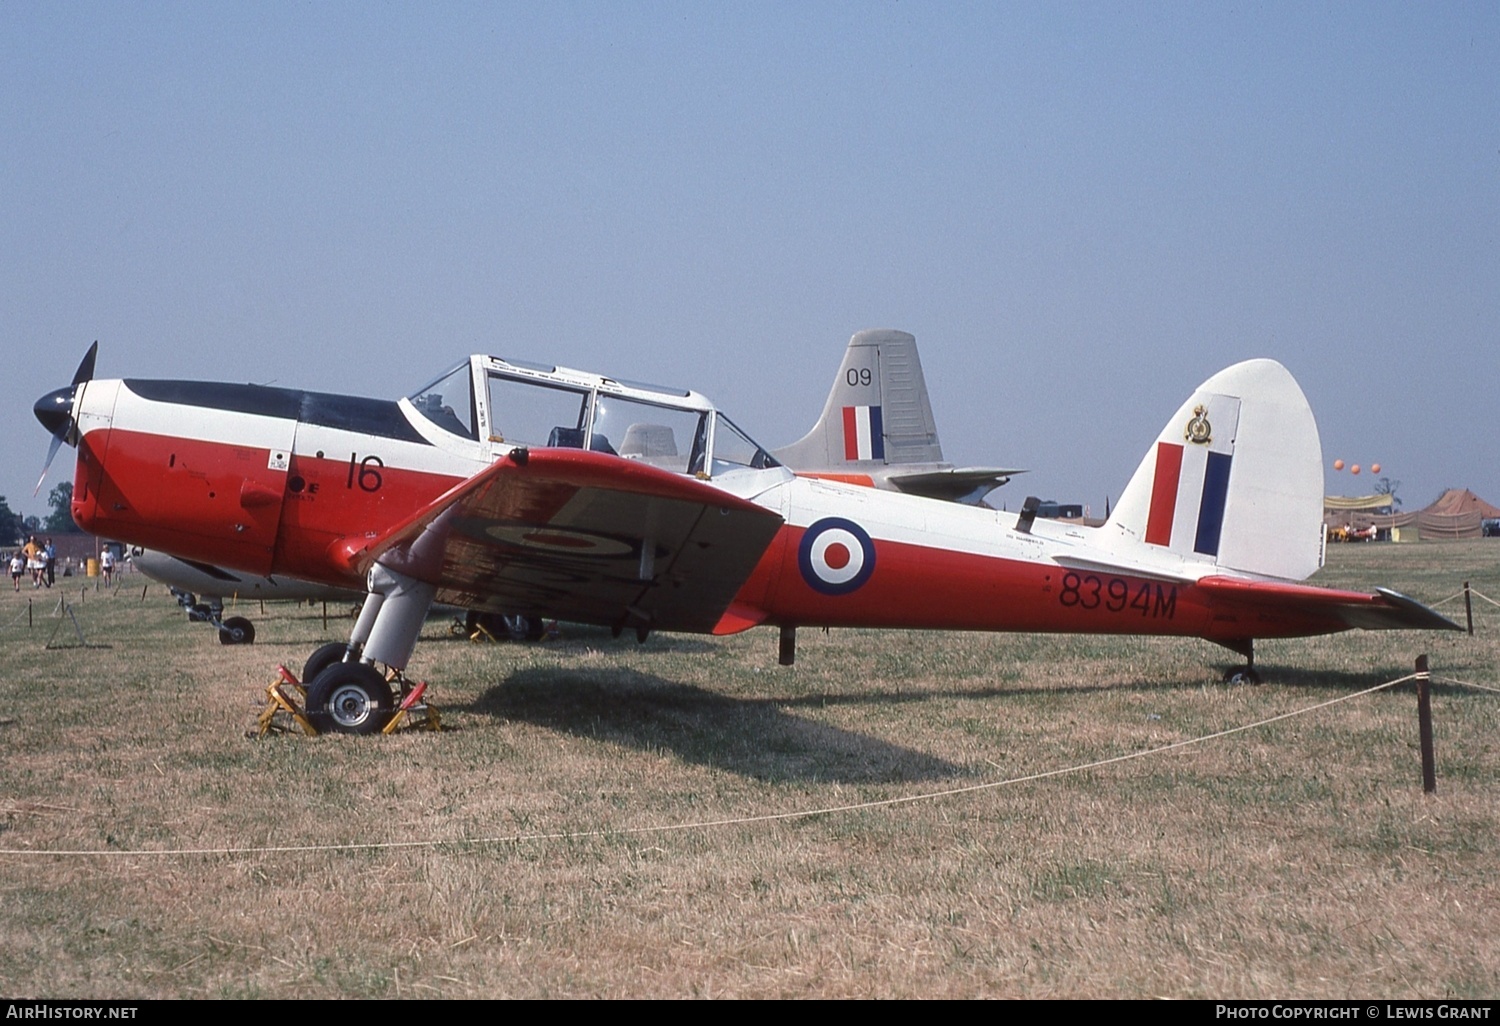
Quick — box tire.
[303,641,352,685]
[305,663,394,735]
[217,616,255,645]
[1223,667,1262,685]
[502,614,543,641]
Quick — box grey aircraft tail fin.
[771,328,943,470]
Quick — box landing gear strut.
[171,588,257,645]
[298,560,438,736]
[1220,638,1261,684]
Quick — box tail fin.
[1102,359,1325,582]
[772,328,942,469]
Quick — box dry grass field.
[0,541,1496,999]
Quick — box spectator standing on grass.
[100,546,115,587]
[43,538,55,588]
[9,550,23,591]
[23,535,43,589]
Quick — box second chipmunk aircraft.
[34,332,1458,733]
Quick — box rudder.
[1102,359,1324,582]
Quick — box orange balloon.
[1333,459,1345,471]
[1371,463,1381,474]
[1351,464,1361,474]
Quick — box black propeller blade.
[33,341,98,495]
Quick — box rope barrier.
[1432,675,1500,696]
[0,602,33,630]
[0,672,1422,860]
[1464,586,1500,609]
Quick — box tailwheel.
[306,663,394,735]
[1217,639,1257,685]
[218,615,255,645]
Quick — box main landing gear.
[285,561,441,736]
[254,660,439,737]
[452,611,548,643]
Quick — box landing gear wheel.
[218,616,255,645]
[303,641,352,685]
[306,663,394,735]
[503,614,545,641]
[1223,666,1262,685]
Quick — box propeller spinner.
[33,341,98,495]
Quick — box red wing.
[338,449,784,634]
[1195,576,1461,634]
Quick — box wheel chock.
[253,665,441,737]
[468,622,500,644]
[254,665,318,737]
[383,679,441,734]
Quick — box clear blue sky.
[4,2,1496,525]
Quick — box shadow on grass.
[1253,664,1482,697]
[771,663,1436,706]
[463,666,963,783]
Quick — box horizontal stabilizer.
[1371,587,1466,632]
[1050,554,1195,584]
[1195,576,1462,633]
[887,466,1025,503]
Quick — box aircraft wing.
[337,449,785,634]
[886,466,1025,504]
[1194,576,1462,633]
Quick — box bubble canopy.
[407,355,778,478]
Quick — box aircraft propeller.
[33,341,98,496]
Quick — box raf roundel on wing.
[798,517,877,595]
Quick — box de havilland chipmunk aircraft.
[122,329,1023,647]
[34,338,1458,734]
[130,547,366,645]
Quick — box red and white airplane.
[34,339,1457,733]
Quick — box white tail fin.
[772,329,942,469]
[1102,359,1325,582]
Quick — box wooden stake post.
[1416,654,1436,795]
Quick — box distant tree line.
[0,483,79,545]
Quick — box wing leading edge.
[339,448,784,634]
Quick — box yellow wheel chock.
[468,621,500,644]
[254,664,440,737]
[382,678,441,734]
